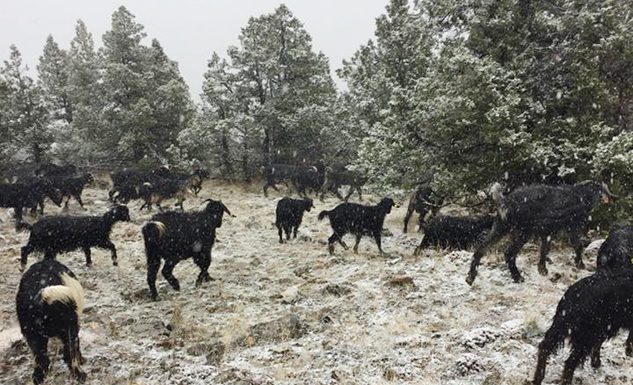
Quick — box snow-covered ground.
[0,179,630,385]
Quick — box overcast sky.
[0,0,389,102]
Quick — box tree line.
[2,1,633,203]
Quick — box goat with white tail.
[142,199,234,300]
[16,259,86,384]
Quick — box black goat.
[142,199,233,300]
[263,164,299,197]
[293,165,324,198]
[138,175,199,211]
[161,168,210,195]
[111,180,142,204]
[19,205,131,269]
[17,259,86,384]
[596,225,633,270]
[413,215,494,255]
[275,197,314,243]
[52,173,95,209]
[466,181,617,285]
[35,162,77,178]
[0,179,63,221]
[322,167,367,202]
[532,268,633,385]
[108,166,169,201]
[403,184,444,233]
[318,197,396,256]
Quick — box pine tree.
[227,4,337,165]
[100,6,191,164]
[37,35,72,123]
[2,45,51,163]
[181,4,338,180]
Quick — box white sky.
[0,0,389,102]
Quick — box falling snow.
[0,179,631,384]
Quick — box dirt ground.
[0,179,631,385]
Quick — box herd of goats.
[1,161,633,384]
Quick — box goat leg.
[83,247,92,267]
[62,330,86,383]
[147,257,161,300]
[373,232,384,256]
[27,335,50,385]
[161,260,180,290]
[562,348,590,385]
[533,346,550,385]
[353,234,362,254]
[569,231,585,269]
[538,236,551,276]
[466,221,506,285]
[403,205,414,233]
[591,341,603,368]
[505,233,529,283]
[194,253,211,286]
[20,243,34,271]
[344,188,353,202]
[100,240,118,266]
[327,233,341,254]
[626,330,633,357]
[74,194,85,209]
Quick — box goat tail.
[142,221,167,242]
[538,317,567,357]
[318,210,329,221]
[41,273,85,317]
[15,221,32,232]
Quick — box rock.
[237,314,303,346]
[293,265,312,278]
[454,354,484,376]
[461,327,500,349]
[298,234,312,242]
[214,368,254,384]
[206,342,225,365]
[549,272,562,283]
[281,286,299,304]
[387,276,416,289]
[323,284,351,296]
[383,367,397,381]
[318,307,335,324]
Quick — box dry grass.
[0,180,630,385]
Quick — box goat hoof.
[32,371,46,385]
[538,265,548,276]
[591,358,601,369]
[74,370,87,383]
[19,263,26,273]
[465,275,475,286]
[112,261,118,266]
[512,275,525,283]
[575,261,585,269]
[86,263,92,268]
[626,346,633,357]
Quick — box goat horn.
[601,182,619,199]
[221,203,235,217]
